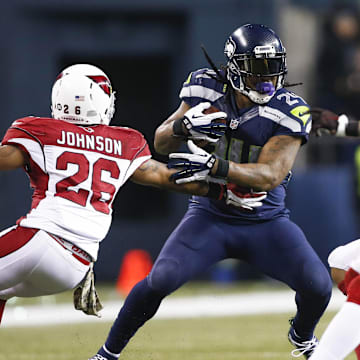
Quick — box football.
[204,105,226,122]
[192,105,226,149]
[204,105,222,115]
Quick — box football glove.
[168,140,216,184]
[309,107,349,136]
[182,102,227,143]
[225,183,267,211]
[73,263,103,317]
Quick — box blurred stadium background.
[0,0,360,360]
[1,0,360,283]
[1,1,360,357]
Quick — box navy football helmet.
[224,24,287,104]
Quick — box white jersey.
[1,117,151,260]
[328,239,360,273]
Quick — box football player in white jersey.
[0,63,240,325]
[306,108,360,360]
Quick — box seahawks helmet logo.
[224,37,236,59]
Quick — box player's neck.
[234,92,253,109]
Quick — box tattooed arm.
[130,158,210,196]
[0,145,28,171]
[211,135,302,191]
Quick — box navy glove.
[168,140,216,184]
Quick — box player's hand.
[309,107,340,136]
[183,102,227,143]
[225,183,267,211]
[168,140,216,184]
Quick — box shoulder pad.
[10,116,43,128]
[108,125,146,143]
[179,68,228,106]
[269,88,311,129]
[106,125,150,159]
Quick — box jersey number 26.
[55,151,120,214]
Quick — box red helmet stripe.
[87,75,111,96]
[55,72,64,81]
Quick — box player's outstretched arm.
[0,145,27,171]
[130,158,210,196]
[131,158,266,209]
[168,135,301,192]
[310,107,360,137]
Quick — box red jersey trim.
[7,127,47,173]
[0,227,39,257]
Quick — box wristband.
[206,183,225,200]
[172,118,187,137]
[345,121,359,137]
[182,117,192,131]
[336,114,349,137]
[214,158,229,179]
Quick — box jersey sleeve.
[262,90,312,144]
[1,117,46,171]
[179,68,227,107]
[2,118,41,145]
[120,128,152,183]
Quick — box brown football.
[192,105,226,149]
[204,105,220,114]
[204,105,226,123]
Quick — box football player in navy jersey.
[90,24,332,360]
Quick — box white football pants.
[0,225,90,300]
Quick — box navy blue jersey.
[179,68,312,221]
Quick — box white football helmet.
[51,64,116,125]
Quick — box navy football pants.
[104,206,332,354]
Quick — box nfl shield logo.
[229,119,239,130]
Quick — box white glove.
[73,263,103,317]
[183,102,227,143]
[225,184,267,210]
[168,140,216,184]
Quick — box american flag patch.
[75,95,85,101]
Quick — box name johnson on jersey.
[57,130,122,156]
[1,116,151,260]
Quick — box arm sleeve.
[121,131,152,183]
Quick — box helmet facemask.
[225,41,287,104]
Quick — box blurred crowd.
[310,1,360,225]
[315,1,360,118]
